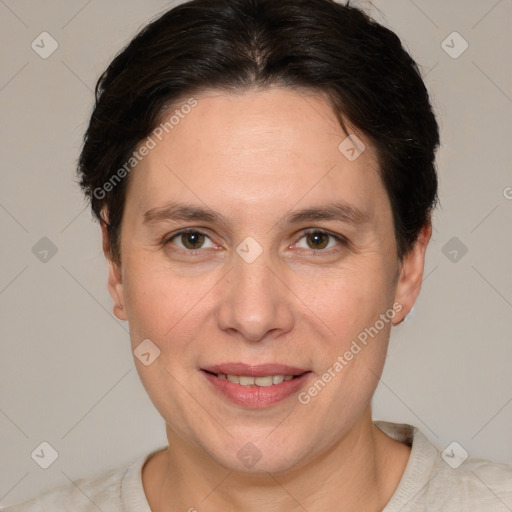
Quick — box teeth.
[217,374,296,386]
[255,376,273,386]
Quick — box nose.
[216,252,295,342]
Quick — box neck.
[142,409,411,511]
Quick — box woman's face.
[107,87,426,473]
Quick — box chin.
[199,432,315,475]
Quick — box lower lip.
[201,370,311,408]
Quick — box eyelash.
[162,228,348,256]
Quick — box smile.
[201,364,312,408]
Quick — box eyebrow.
[143,201,370,228]
[282,202,369,226]
[144,202,227,227]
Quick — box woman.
[5,0,511,510]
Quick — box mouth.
[200,363,312,408]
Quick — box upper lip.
[202,363,309,377]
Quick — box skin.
[104,86,431,511]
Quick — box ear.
[101,218,127,321]
[392,222,432,325]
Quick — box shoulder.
[376,421,512,511]
[2,466,124,512]
[1,449,164,512]
[426,454,512,509]
[2,464,129,512]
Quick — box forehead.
[126,86,388,224]
[155,86,374,168]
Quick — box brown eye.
[180,231,206,249]
[305,231,329,250]
[295,230,344,252]
[166,230,215,251]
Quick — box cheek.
[122,247,396,350]
[121,253,225,362]
[298,259,395,409]
[302,259,395,346]
[121,258,209,423]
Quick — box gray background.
[1,0,511,507]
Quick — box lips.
[200,362,312,408]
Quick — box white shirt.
[3,422,511,511]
